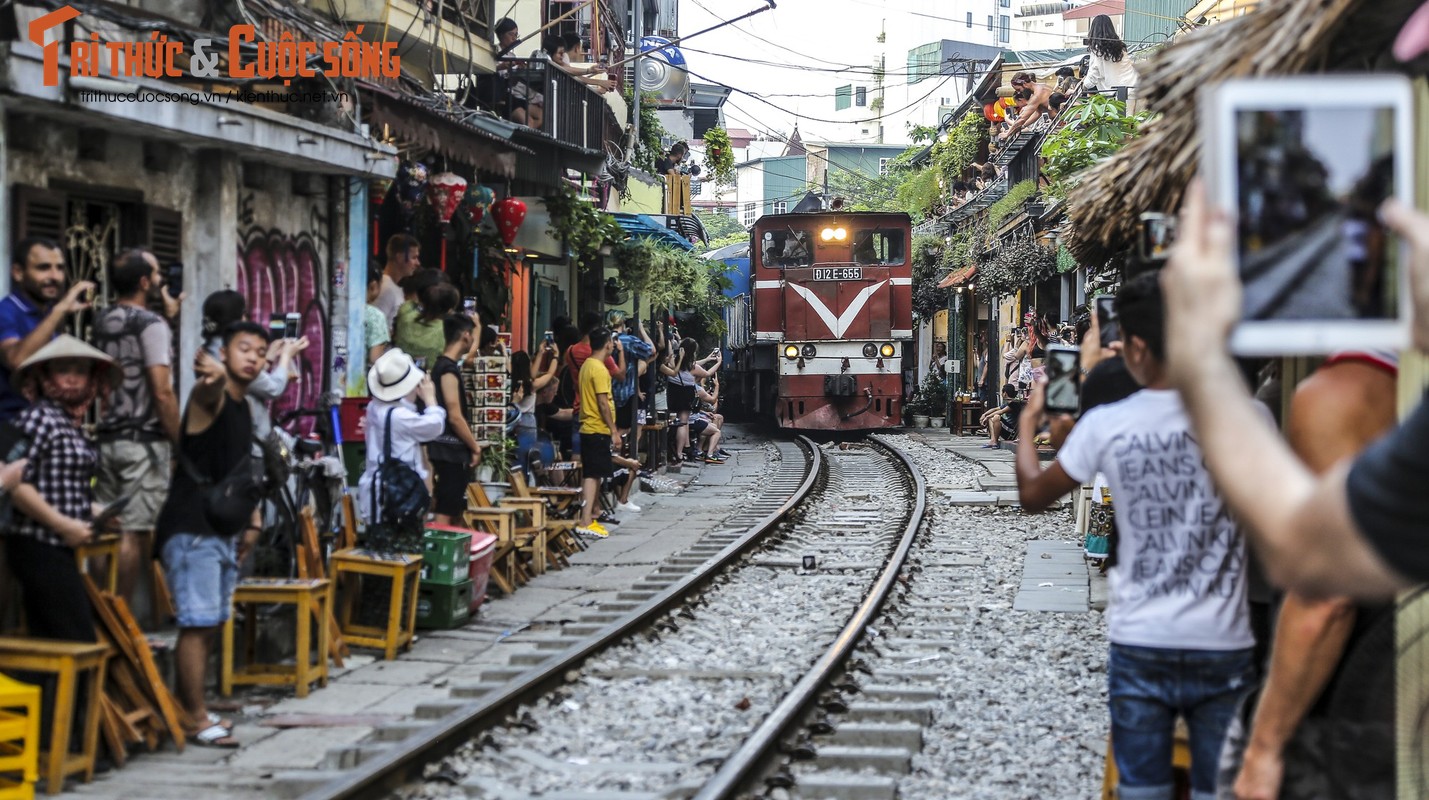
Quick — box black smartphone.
[543,330,555,345]
[269,314,286,341]
[1139,212,1177,262]
[1044,344,1081,415]
[92,493,134,532]
[463,297,477,314]
[284,312,302,340]
[1095,295,1119,348]
[166,263,183,298]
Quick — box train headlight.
[880,343,895,357]
[834,227,847,241]
[820,227,835,241]
[783,344,799,360]
[801,344,817,358]
[862,343,878,358]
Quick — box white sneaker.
[617,501,642,513]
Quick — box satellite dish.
[638,36,689,104]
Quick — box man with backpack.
[155,321,270,748]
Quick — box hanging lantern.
[427,172,468,224]
[395,161,429,213]
[462,184,495,226]
[491,196,528,247]
[370,177,393,205]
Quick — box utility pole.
[875,20,886,144]
[629,3,643,467]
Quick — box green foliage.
[696,211,743,241]
[907,373,948,416]
[986,180,1039,231]
[911,234,948,320]
[701,126,736,184]
[894,110,986,218]
[1056,245,1078,274]
[706,233,747,250]
[1039,94,1145,197]
[544,185,627,273]
[626,89,671,174]
[614,239,713,312]
[976,238,1058,300]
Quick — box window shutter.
[145,205,183,266]
[12,184,68,245]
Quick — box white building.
[812,1,1010,145]
[1008,1,1127,52]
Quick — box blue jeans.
[161,533,239,629]
[1108,643,1256,800]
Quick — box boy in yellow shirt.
[577,328,616,537]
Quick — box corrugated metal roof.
[1016,2,1075,17]
[1063,0,1125,19]
[611,213,695,251]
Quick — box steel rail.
[301,436,822,800]
[691,434,928,800]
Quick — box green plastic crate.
[420,526,472,585]
[416,579,473,629]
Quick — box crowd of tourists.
[0,231,730,753]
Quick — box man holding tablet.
[1164,184,1429,600]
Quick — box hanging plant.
[986,180,1039,231]
[701,126,736,184]
[910,234,947,320]
[977,238,1058,300]
[545,184,626,272]
[1056,245,1078,274]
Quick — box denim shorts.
[161,533,239,629]
[1108,643,1257,800]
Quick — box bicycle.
[250,397,346,579]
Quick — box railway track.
[290,435,932,800]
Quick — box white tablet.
[1200,75,1414,355]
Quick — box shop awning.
[367,89,531,179]
[611,213,695,251]
[938,265,978,289]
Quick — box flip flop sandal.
[191,723,239,748]
[207,712,234,733]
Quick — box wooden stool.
[72,537,119,595]
[0,639,108,795]
[0,674,40,800]
[1101,724,1193,799]
[221,578,332,698]
[330,550,421,661]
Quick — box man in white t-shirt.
[1014,273,1256,800]
[375,233,420,326]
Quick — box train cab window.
[759,229,814,268]
[851,229,906,265]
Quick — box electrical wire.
[684,64,958,126]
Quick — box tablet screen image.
[1203,76,1412,355]
[1235,107,1395,322]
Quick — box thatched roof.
[1065,0,1427,266]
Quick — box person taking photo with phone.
[0,238,96,423]
[429,316,482,527]
[1014,273,1260,800]
[92,248,182,606]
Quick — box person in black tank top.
[158,321,270,749]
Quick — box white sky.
[677,0,1004,143]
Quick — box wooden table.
[0,638,109,795]
[954,400,987,436]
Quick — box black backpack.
[365,408,429,553]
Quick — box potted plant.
[477,436,515,486]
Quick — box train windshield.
[851,229,907,265]
[758,228,816,268]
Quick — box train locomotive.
[721,211,913,431]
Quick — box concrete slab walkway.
[66,426,775,800]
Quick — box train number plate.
[811,267,862,281]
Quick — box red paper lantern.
[491,196,528,247]
[427,172,468,224]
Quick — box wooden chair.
[330,549,421,661]
[222,578,331,698]
[508,472,582,562]
[72,537,119,595]
[338,493,359,551]
[0,673,40,796]
[296,509,347,667]
[465,483,548,577]
[0,639,109,795]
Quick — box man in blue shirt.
[606,309,654,450]
[0,238,95,422]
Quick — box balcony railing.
[476,59,614,152]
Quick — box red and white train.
[722,210,913,431]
